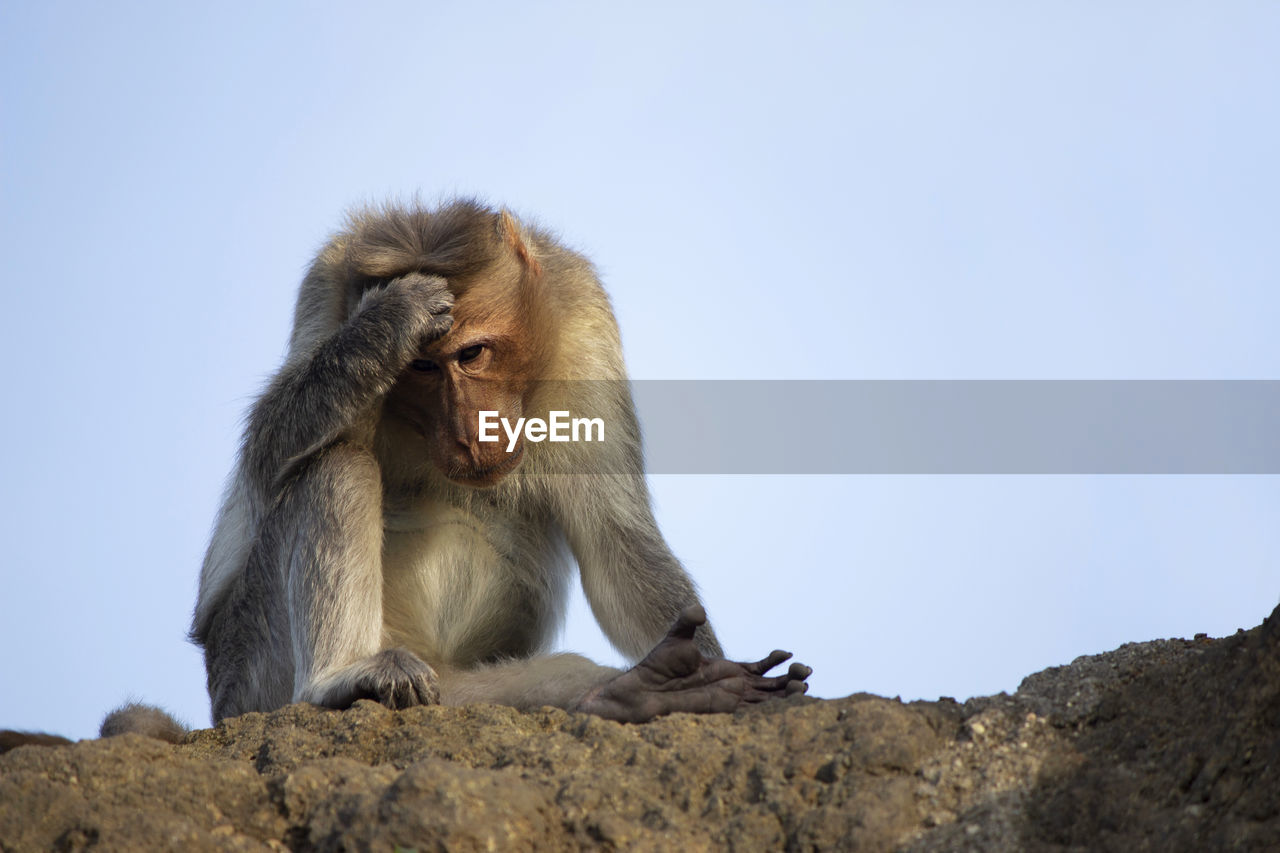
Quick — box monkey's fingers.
[391,272,454,314]
[789,662,813,681]
[667,604,708,641]
[385,272,455,344]
[784,662,813,696]
[742,661,812,702]
[636,608,714,680]
[345,648,441,710]
[381,675,437,710]
[742,649,792,675]
[422,313,454,340]
[650,657,751,694]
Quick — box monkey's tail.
[99,702,188,744]
[0,702,188,754]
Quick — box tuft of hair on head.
[341,198,504,286]
[99,702,188,744]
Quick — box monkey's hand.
[302,648,440,711]
[360,271,455,349]
[575,605,811,724]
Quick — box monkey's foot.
[575,605,811,724]
[302,648,440,711]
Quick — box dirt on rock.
[3,603,1278,852]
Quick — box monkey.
[189,199,810,725]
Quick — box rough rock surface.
[3,604,1278,852]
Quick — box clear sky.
[1,3,1276,739]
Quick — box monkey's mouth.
[446,443,525,487]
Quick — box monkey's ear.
[499,210,543,278]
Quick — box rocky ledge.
[2,604,1278,851]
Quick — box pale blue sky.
[2,3,1276,738]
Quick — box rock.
[3,603,1278,851]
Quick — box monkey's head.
[381,212,556,488]
[293,201,614,489]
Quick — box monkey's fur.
[99,702,187,743]
[187,200,808,723]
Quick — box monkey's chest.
[379,502,559,667]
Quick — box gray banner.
[527,381,1280,474]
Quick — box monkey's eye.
[410,359,439,372]
[458,345,484,364]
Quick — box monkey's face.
[385,318,534,488]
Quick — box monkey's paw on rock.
[299,648,441,711]
[576,605,811,723]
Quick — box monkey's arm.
[244,273,452,489]
[543,379,723,659]
[196,274,451,714]
[563,475,725,660]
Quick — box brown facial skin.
[384,296,535,487]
